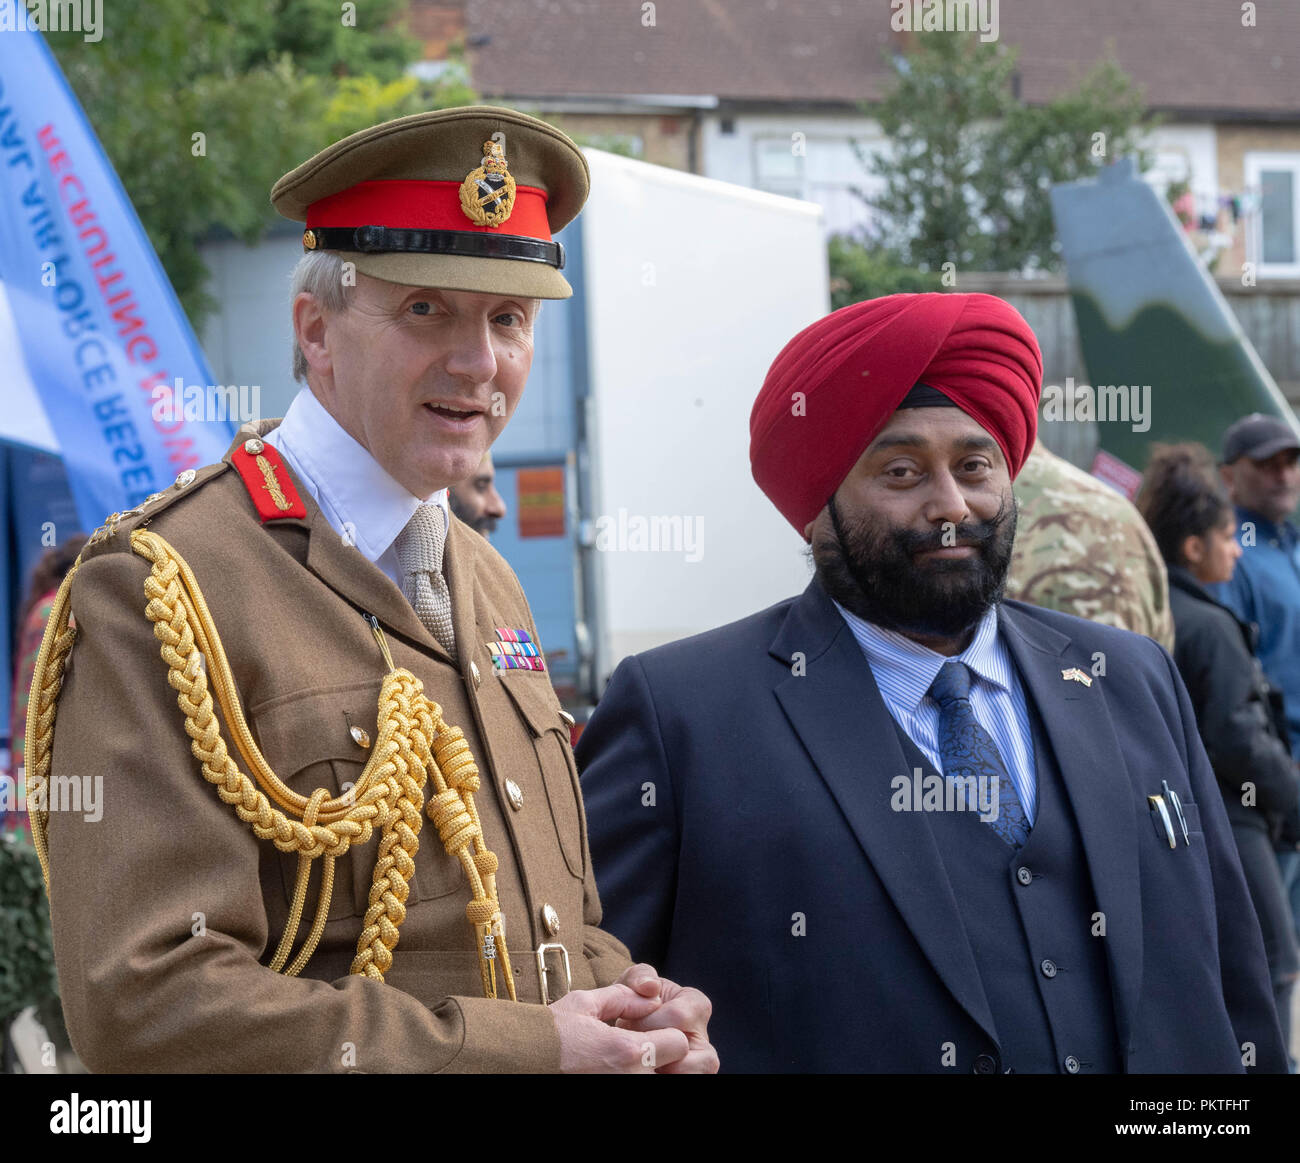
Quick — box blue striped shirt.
[833,601,1038,824]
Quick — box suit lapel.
[997,602,1143,1054]
[442,516,484,667]
[770,580,998,1044]
[223,419,447,659]
[303,499,448,659]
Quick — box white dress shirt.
[262,388,449,590]
[834,600,1039,824]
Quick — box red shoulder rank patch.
[231,438,306,522]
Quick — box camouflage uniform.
[1006,442,1175,652]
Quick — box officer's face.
[809,407,1018,643]
[300,273,538,498]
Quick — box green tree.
[832,35,1150,298]
[827,235,942,310]
[43,0,475,327]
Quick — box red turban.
[750,292,1043,535]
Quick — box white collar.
[265,387,449,563]
[834,600,1010,713]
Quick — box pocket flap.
[496,671,568,739]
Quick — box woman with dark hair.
[1138,443,1299,1062]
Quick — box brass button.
[243,437,265,455]
[349,725,371,749]
[303,228,317,251]
[541,903,560,936]
[470,660,481,687]
[174,469,197,488]
[505,778,523,811]
[558,709,575,727]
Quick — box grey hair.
[288,251,547,381]
[290,250,352,383]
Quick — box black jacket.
[1167,565,1298,839]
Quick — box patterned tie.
[928,659,1029,849]
[393,502,457,659]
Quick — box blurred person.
[1214,413,1300,967]
[4,535,87,846]
[1214,413,1300,754]
[578,293,1286,1073]
[448,450,507,537]
[1138,443,1299,1063]
[1006,439,1174,651]
[3,535,87,1073]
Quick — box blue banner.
[0,24,233,532]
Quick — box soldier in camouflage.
[1006,440,1175,652]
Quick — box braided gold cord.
[25,558,81,891]
[23,529,516,997]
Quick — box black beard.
[814,491,1018,640]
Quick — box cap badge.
[459,138,516,227]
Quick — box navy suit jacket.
[576,578,1288,1073]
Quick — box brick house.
[409,0,1300,282]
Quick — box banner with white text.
[0,22,232,531]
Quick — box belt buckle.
[535,942,571,1005]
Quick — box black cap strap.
[305,225,565,269]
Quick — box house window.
[753,135,884,237]
[1245,152,1300,278]
[754,137,803,199]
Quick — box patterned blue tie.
[928,660,1030,849]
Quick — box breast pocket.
[497,675,587,880]
[250,682,467,922]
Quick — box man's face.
[808,407,1018,643]
[1221,448,1300,524]
[449,456,507,536]
[296,272,538,499]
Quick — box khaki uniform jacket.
[43,418,632,1073]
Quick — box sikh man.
[449,451,507,538]
[577,292,1286,1074]
[30,107,715,1074]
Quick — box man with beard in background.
[576,293,1286,1074]
[449,451,507,538]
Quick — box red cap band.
[306,180,552,240]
